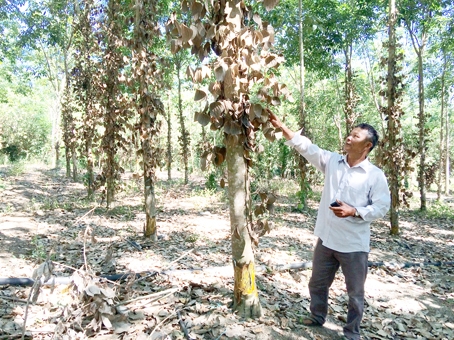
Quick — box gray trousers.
[308,238,368,340]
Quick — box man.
[269,113,390,340]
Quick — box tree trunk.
[446,104,450,196]
[167,96,172,181]
[72,152,78,181]
[297,0,309,210]
[437,53,447,201]
[416,50,426,211]
[86,138,95,200]
[343,44,357,135]
[176,58,189,185]
[387,0,399,235]
[64,142,70,175]
[227,140,262,319]
[143,139,157,241]
[132,0,160,240]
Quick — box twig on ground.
[21,280,39,340]
[149,310,177,339]
[74,205,97,226]
[114,287,179,307]
[177,310,193,340]
[162,249,194,270]
[0,334,26,340]
[0,296,28,303]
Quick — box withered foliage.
[165,0,290,317]
[128,0,165,239]
[98,0,131,208]
[165,0,290,240]
[71,0,104,200]
[378,10,416,234]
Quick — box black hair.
[355,123,379,153]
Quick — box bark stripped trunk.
[227,140,261,318]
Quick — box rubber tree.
[401,0,442,211]
[5,0,76,171]
[72,0,102,200]
[430,11,454,199]
[175,53,191,185]
[381,0,407,235]
[129,0,165,240]
[308,0,380,134]
[296,0,310,209]
[166,0,290,318]
[99,0,128,208]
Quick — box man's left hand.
[329,200,356,218]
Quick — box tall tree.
[166,0,290,317]
[382,0,406,235]
[129,0,165,240]
[99,0,128,208]
[3,0,76,170]
[72,0,101,199]
[401,0,441,211]
[430,7,454,198]
[175,53,191,185]
[297,0,310,209]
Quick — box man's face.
[343,127,372,156]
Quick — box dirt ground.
[0,164,453,340]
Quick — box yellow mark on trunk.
[144,216,156,237]
[234,261,258,304]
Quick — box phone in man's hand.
[330,201,341,207]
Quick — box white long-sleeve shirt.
[286,130,390,253]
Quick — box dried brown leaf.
[194,89,207,102]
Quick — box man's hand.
[269,112,283,128]
[329,200,356,218]
[269,112,295,140]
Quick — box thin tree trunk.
[86,138,95,200]
[143,134,157,241]
[437,54,447,200]
[167,96,172,181]
[176,58,189,185]
[297,0,309,209]
[387,0,399,235]
[132,0,159,240]
[64,143,70,175]
[343,44,356,135]
[416,50,426,210]
[405,21,428,211]
[227,140,262,319]
[446,103,450,195]
[72,152,78,181]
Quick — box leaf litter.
[0,166,453,339]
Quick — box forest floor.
[0,164,453,340]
